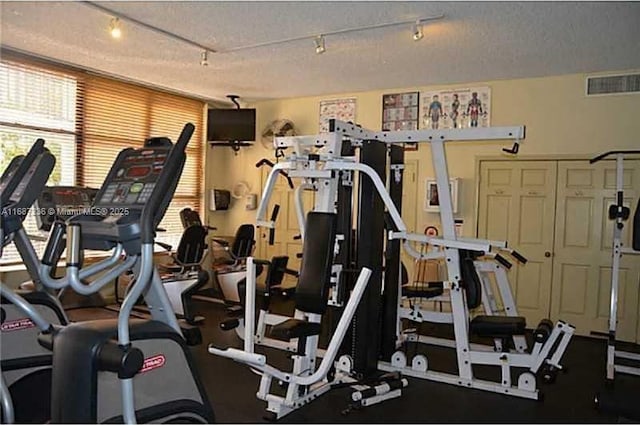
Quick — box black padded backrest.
[231,224,255,258]
[144,136,172,147]
[180,208,203,229]
[295,212,337,314]
[176,225,208,264]
[265,256,289,288]
[401,262,409,285]
[459,249,482,309]
[634,198,639,251]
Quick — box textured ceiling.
[1,1,640,103]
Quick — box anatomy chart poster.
[420,87,491,130]
[319,98,357,133]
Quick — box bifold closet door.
[550,160,640,342]
[478,160,558,326]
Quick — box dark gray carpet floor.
[187,300,640,423]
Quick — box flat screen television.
[207,108,256,142]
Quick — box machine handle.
[589,150,640,164]
[155,241,172,252]
[256,158,294,189]
[511,250,528,264]
[268,204,280,245]
[97,341,144,379]
[42,221,66,266]
[502,142,520,155]
[255,158,274,168]
[285,268,300,277]
[65,223,82,268]
[494,253,512,270]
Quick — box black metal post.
[351,139,387,376]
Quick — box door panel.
[478,160,558,325]
[558,263,589,315]
[562,197,593,247]
[484,195,511,240]
[518,196,546,244]
[516,261,543,310]
[550,160,640,341]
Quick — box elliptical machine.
[0,139,68,423]
[2,123,214,423]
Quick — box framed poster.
[425,178,459,213]
[382,91,420,151]
[382,92,419,131]
[421,87,491,130]
[319,98,356,133]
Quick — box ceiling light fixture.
[109,17,122,39]
[314,35,326,54]
[412,20,424,41]
[200,50,209,66]
[86,2,217,53]
[222,14,444,54]
[86,2,442,56]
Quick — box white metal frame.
[211,130,420,418]
[209,259,375,420]
[400,257,528,353]
[239,121,574,402]
[328,120,575,400]
[603,154,640,380]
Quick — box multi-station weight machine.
[211,119,576,419]
[211,121,410,420]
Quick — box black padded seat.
[402,283,444,299]
[470,315,526,338]
[270,318,321,340]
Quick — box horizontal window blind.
[1,55,205,265]
[82,75,205,248]
[1,60,79,264]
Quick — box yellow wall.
[3,71,638,284]
[206,71,640,242]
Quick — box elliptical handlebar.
[0,138,46,202]
[140,123,194,244]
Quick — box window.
[1,57,205,266]
[1,61,78,265]
[0,61,78,185]
[81,75,205,249]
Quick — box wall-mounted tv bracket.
[209,94,253,153]
[227,94,241,109]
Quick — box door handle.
[544,251,552,258]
